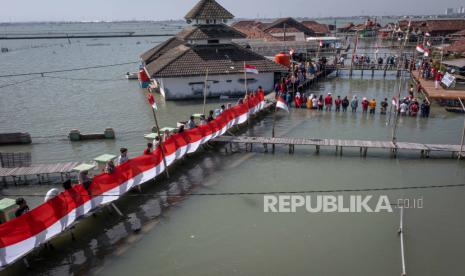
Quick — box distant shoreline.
[1,14,464,25]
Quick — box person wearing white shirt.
[117,148,129,165]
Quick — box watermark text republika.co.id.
[263,195,423,213]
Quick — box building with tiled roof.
[398,19,465,36]
[445,39,465,57]
[141,0,287,100]
[232,18,331,42]
[301,21,330,36]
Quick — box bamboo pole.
[392,70,403,143]
[399,206,407,276]
[202,68,209,116]
[150,106,170,178]
[244,61,248,97]
[458,98,465,160]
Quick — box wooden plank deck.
[0,162,81,177]
[411,70,465,101]
[212,136,463,158]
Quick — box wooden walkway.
[213,136,464,159]
[0,162,81,185]
[411,70,465,101]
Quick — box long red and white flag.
[392,96,398,107]
[146,93,158,110]
[276,96,289,113]
[244,64,259,74]
[416,44,425,53]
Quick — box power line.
[43,75,127,82]
[0,76,42,89]
[0,61,139,79]
[3,183,465,198]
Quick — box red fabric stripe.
[0,98,264,250]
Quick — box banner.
[0,93,266,267]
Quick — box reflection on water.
[2,23,465,276]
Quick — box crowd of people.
[6,88,269,219]
[418,59,444,89]
[276,87,430,118]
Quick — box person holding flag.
[270,94,289,152]
[146,93,169,178]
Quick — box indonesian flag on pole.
[146,93,158,110]
[392,96,398,108]
[289,48,295,56]
[425,32,431,37]
[319,40,323,47]
[424,48,430,57]
[426,40,432,47]
[416,44,425,53]
[276,96,289,113]
[244,64,259,74]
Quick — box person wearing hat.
[15,198,30,218]
[324,92,333,112]
[117,148,129,166]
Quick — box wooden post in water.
[399,206,407,276]
[392,71,404,143]
[202,69,209,116]
[458,98,465,160]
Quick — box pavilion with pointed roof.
[141,0,287,100]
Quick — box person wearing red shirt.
[335,96,342,112]
[435,70,442,89]
[143,143,153,155]
[324,92,333,111]
[257,86,264,97]
[361,97,369,113]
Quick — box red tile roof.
[145,43,288,78]
[301,21,330,35]
[445,39,465,54]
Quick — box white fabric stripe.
[0,100,265,267]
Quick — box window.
[208,39,219,44]
[226,80,232,83]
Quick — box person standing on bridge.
[351,96,358,112]
[324,93,333,111]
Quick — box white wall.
[156,73,274,100]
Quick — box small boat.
[445,107,465,114]
[125,72,138,80]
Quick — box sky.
[1,0,464,22]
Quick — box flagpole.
[148,96,170,179]
[271,95,278,153]
[202,68,209,116]
[391,70,403,143]
[244,62,246,95]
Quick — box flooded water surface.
[1,22,465,276]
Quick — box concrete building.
[140,0,287,100]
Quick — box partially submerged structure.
[141,0,287,100]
